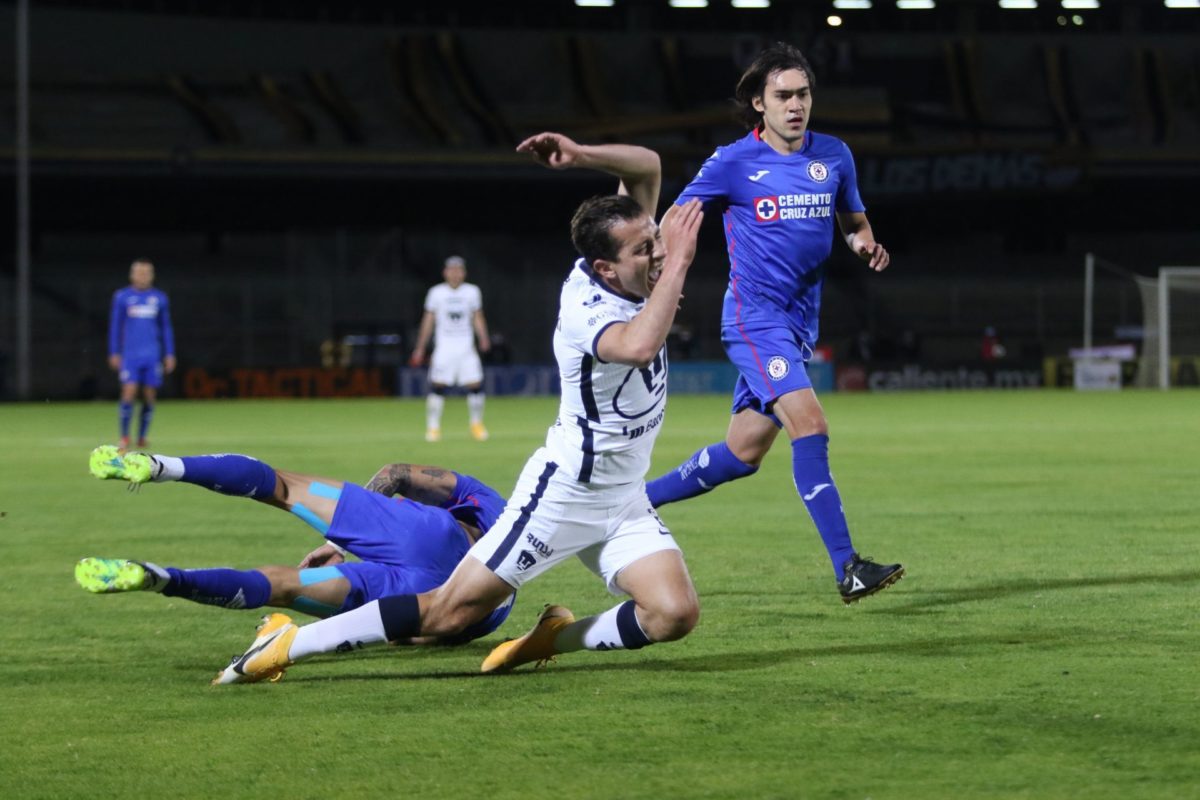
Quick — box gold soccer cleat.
[480,604,574,674]
[212,613,298,685]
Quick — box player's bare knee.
[257,565,297,604]
[643,596,700,643]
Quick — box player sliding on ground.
[209,134,705,685]
[79,446,515,654]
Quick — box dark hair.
[734,42,816,130]
[570,194,646,267]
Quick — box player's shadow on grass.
[864,570,1197,616]
[190,572,1197,682]
[272,628,1072,682]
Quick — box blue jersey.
[109,287,175,364]
[677,129,865,346]
[323,475,514,643]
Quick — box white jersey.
[546,260,668,485]
[424,282,482,348]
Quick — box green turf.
[1,391,1197,799]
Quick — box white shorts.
[429,342,483,387]
[468,448,681,593]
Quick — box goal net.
[1082,255,1200,389]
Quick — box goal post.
[1155,267,1200,390]
[1081,256,1200,389]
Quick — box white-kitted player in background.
[410,255,491,442]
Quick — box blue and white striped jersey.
[546,261,668,486]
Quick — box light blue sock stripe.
[308,482,342,500]
[299,566,343,586]
[291,503,330,535]
[290,596,341,618]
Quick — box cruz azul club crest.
[807,160,829,182]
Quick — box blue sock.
[646,442,758,507]
[162,567,272,609]
[178,454,277,499]
[137,403,154,441]
[118,401,133,438]
[792,434,856,580]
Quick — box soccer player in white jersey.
[409,255,491,442]
[213,134,705,684]
[644,42,904,604]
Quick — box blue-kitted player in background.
[646,42,904,604]
[108,259,176,449]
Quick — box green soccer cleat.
[89,445,153,484]
[74,557,162,593]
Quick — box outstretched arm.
[517,132,662,216]
[364,462,458,505]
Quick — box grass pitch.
[1,390,1197,799]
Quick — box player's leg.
[213,558,514,684]
[646,403,770,507]
[76,558,351,617]
[117,378,138,449]
[647,316,800,506]
[496,551,697,668]
[91,446,279,498]
[214,450,563,683]
[75,557,272,611]
[88,447,344,531]
[425,384,448,442]
[772,387,903,601]
[136,379,159,449]
[462,348,488,441]
[482,488,696,672]
[258,564,352,618]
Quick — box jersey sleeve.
[423,287,438,313]
[468,285,482,314]
[675,148,730,211]
[835,140,866,214]
[108,290,125,356]
[158,292,176,358]
[559,293,626,361]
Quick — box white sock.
[467,392,485,425]
[287,600,390,661]
[426,393,445,430]
[554,604,631,653]
[150,455,184,482]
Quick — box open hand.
[516,132,582,170]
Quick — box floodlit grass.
[1,390,1197,799]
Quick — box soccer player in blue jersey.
[645,42,904,604]
[107,259,176,450]
[79,447,514,647]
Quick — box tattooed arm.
[364,463,459,505]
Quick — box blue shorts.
[722,293,814,425]
[324,482,513,642]
[119,359,164,388]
